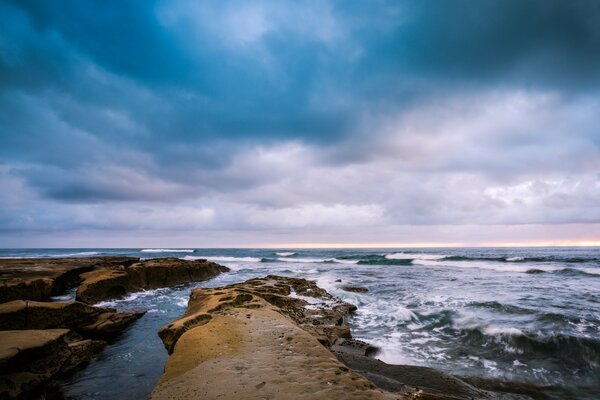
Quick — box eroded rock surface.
[0,257,138,303]
[154,275,537,400]
[0,329,105,399]
[76,257,229,303]
[0,300,144,339]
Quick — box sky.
[0,0,599,248]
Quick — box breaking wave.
[141,249,195,253]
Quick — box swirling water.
[1,247,599,399]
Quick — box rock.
[0,257,139,303]
[152,275,397,399]
[0,300,144,339]
[341,285,369,293]
[153,275,545,400]
[0,329,105,399]
[76,257,229,303]
[334,352,535,399]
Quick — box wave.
[55,251,100,257]
[335,254,414,265]
[205,256,262,263]
[469,301,533,315]
[385,252,446,261]
[276,257,359,264]
[441,255,597,264]
[357,258,413,266]
[450,323,600,372]
[275,252,297,257]
[555,268,600,277]
[141,249,195,253]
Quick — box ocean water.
[1,247,599,399]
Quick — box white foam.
[141,249,195,253]
[580,268,600,275]
[416,259,562,273]
[385,253,446,261]
[331,258,360,264]
[506,257,525,262]
[484,326,524,336]
[275,252,297,257]
[482,359,498,371]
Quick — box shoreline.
[0,256,583,399]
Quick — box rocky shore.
[153,275,547,400]
[1,257,560,399]
[0,256,229,399]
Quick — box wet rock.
[334,352,534,399]
[76,258,229,303]
[0,300,144,339]
[0,329,105,399]
[0,257,138,303]
[341,285,369,293]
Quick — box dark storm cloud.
[0,0,599,243]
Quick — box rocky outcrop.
[0,257,230,305]
[0,329,105,399]
[76,257,229,303]
[153,275,396,400]
[0,257,138,303]
[153,275,537,400]
[0,300,144,339]
[0,256,230,399]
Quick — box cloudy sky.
[1,0,599,247]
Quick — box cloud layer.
[1,0,599,246]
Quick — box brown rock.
[76,257,229,303]
[0,257,139,303]
[0,329,105,399]
[341,285,369,293]
[0,300,144,339]
[152,276,397,400]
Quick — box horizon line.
[1,241,599,250]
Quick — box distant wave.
[441,255,596,263]
[385,252,446,261]
[202,256,262,263]
[275,252,297,257]
[141,249,195,253]
[555,268,600,277]
[56,251,100,257]
[276,257,359,264]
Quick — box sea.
[1,247,599,399]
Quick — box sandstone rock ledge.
[153,276,538,400]
[0,257,138,303]
[76,257,230,303]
